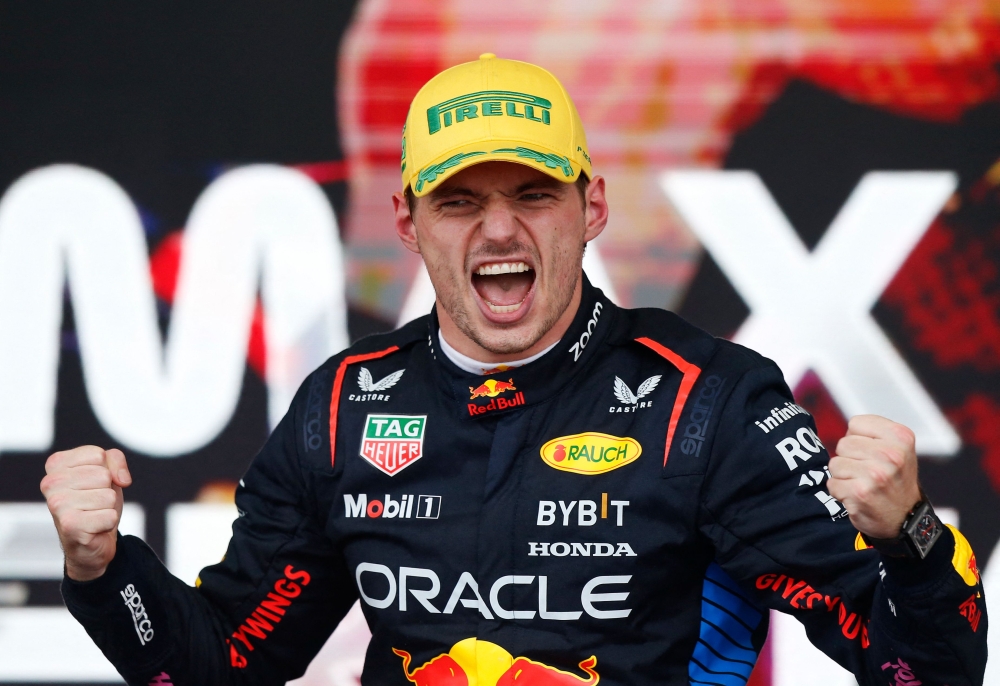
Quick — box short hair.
[405,172,590,219]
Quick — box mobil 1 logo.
[344,493,442,519]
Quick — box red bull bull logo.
[499,655,599,685]
[393,648,467,685]
[469,378,517,399]
[947,525,981,586]
[394,638,599,686]
[468,379,525,417]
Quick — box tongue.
[473,273,533,306]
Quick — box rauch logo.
[539,432,642,475]
[360,415,426,476]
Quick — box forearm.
[862,526,987,685]
[62,535,233,686]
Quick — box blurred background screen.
[0,1,997,684]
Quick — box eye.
[520,192,551,202]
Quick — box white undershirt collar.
[437,330,558,375]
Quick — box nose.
[479,196,521,245]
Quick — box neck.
[437,275,583,363]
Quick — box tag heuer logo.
[360,415,426,476]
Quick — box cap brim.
[408,139,583,197]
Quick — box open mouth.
[471,261,536,315]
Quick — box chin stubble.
[462,245,582,356]
[423,232,585,356]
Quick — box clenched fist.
[40,446,132,581]
[828,415,922,540]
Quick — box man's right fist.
[40,446,132,581]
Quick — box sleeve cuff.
[880,524,955,592]
[62,533,141,613]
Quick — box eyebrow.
[511,178,566,195]
[429,185,480,202]
[429,177,567,202]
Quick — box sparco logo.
[679,375,723,456]
[302,370,330,452]
[120,584,154,646]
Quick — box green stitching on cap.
[415,152,486,192]
[400,125,407,173]
[491,147,573,177]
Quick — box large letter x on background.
[661,171,960,456]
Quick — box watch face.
[907,505,942,558]
[914,513,938,546]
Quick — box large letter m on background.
[0,165,348,457]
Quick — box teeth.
[487,301,523,314]
[477,261,531,276]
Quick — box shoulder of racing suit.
[610,305,786,477]
[290,314,433,473]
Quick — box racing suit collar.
[431,273,615,420]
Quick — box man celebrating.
[44,55,986,685]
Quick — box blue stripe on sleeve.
[689,563,765,686]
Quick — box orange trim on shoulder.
[329,346,400,467]
[635,337,702,467]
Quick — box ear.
[393,191,421,255]
[582,175,609,243]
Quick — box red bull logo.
[394,638,599,686]
[469,378,517,399]
[947,524,981,586]
[468,392,526,416]
[393,648,467,685]
[467,379,525,416]
[499,656,599,685]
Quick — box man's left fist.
[827,415,923,539]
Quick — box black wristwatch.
[861,496,943,560]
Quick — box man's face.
[393,161,607,356]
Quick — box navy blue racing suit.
[62,277,988,685]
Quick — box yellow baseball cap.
[401,53,592,197]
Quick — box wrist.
[65,560,109,582]
[862,495,943,560]
[879,524,955,590]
